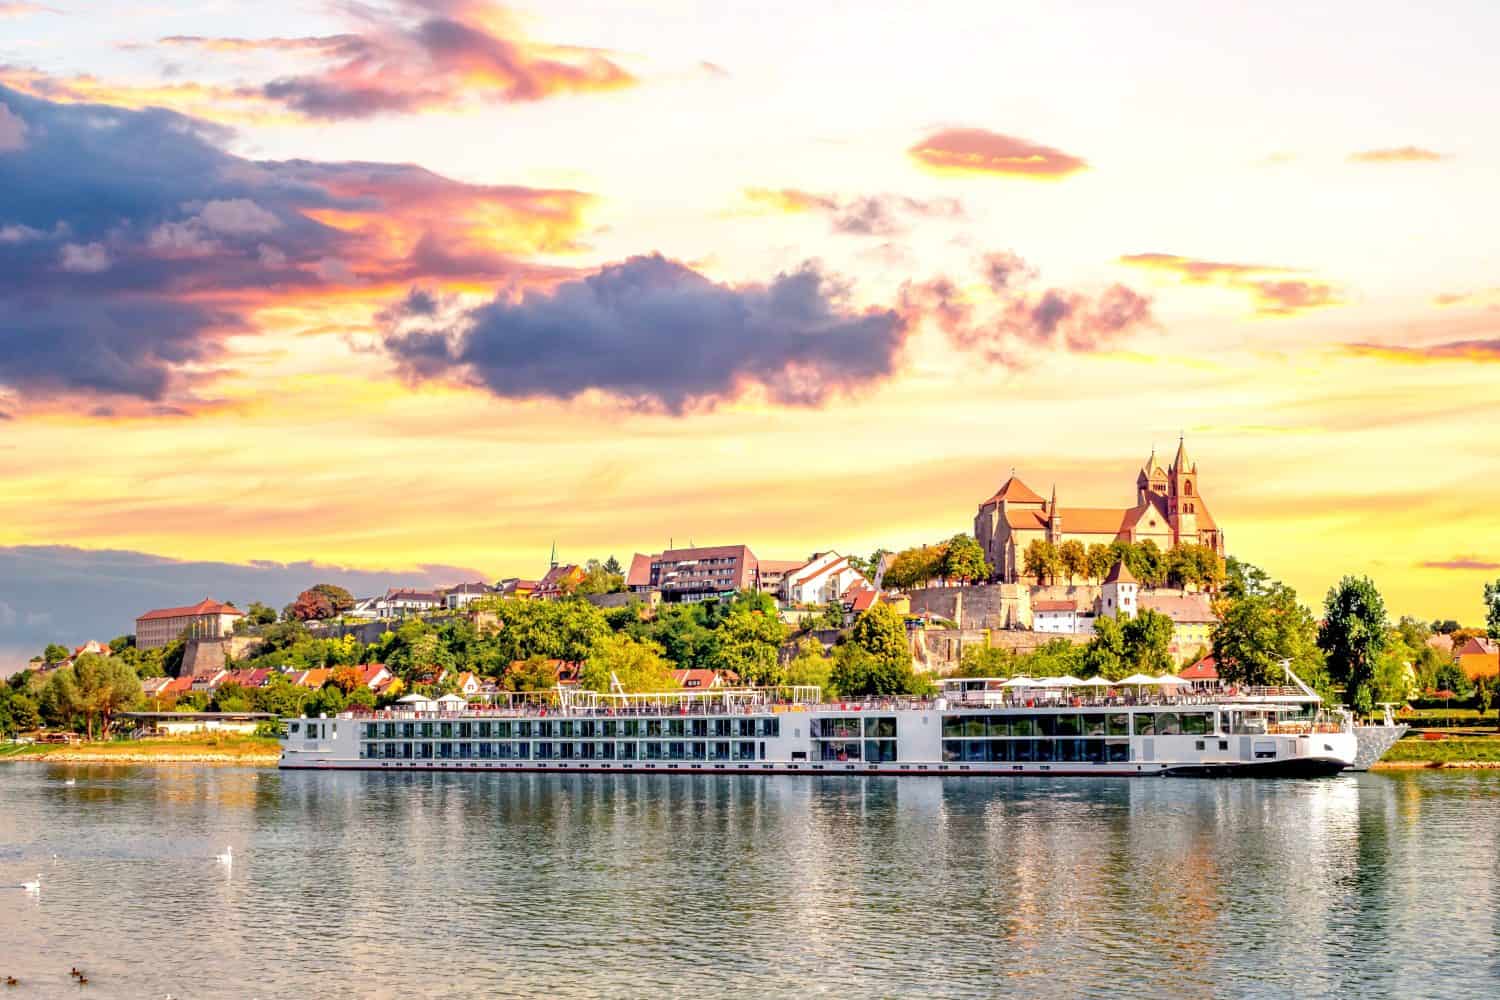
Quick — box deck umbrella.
[1117,673,1161,686]
[1000,677,1037,688]
[1079,676,1112,687]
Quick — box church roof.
[1004,507,1132,535]
[1102,560,1137,585]
[983,475,1045,506]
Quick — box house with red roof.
[134,598,244,651]
[533,564,586,600]
[626,545,758,602]
[1179,655,1219,689]
[779,552,870,607]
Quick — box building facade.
[975,438,1225,583]
[134,598,245,651]
[626,545,759,602]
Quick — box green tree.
[1023,539,1060,585]
[712,610,786,686]
[848,549,891,581]
[40,667,83,732]
[1211,562,1325,687]
[959,644,1020,678]
[1319,576,1389,715]
[72,654,143,739]
[244,601,279,625]
[603,555,624,575]
[835,604,927,696]
[0,691,41,735]
[310,584,356,614]
[1083,615,1128,679]
[1485,579,1500,645]
[1085,543,1113,583]
[815,601,847,631]
[1057,540,1087,585]
[884,545,945,589]
[940,534,990,584]
[575,560,627,596]
[783,638,834,696]
[42,643,69,666]
[503,655,563,693]
[581,633,677,693]
[1121,609,1175,675]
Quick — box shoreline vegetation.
[0,735,279,764]
[5,734,1500,769]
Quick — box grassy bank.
[1372,735,1500,768]
[1,734,280,764]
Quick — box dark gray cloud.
[741,187,964,237]
[0,544,489,673]
[0,84,586,411]
[383,253,909,413]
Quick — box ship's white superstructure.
[280,675,1357,778]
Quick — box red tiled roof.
[982,475,1045,506]
[137,598,243,622]
[1179,656,1219,680]
[1457,636,1498,656]
[162,676,194,694]
[626,553,654,588]
[848,588,879,613]
[1033,600,1077,613]
[1139,594,1216,624]
[1102,561,1136,585]
[670,668,721,689]
[656,544,756,562]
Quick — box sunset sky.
[2,1,1497,662]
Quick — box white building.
[1032,600,1092,634]
[780,552,870,606]
[444,582,494,610]
[1098,561,1139,620]
[376,589,443,617]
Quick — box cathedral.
[974,438,1225,583]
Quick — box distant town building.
[975,438,1225,583]
[444,582,494,609]
[134,598,245,651]
[626,545,759,602]
[533,564,585,600]
[1032,600,1090,634]
[1179,655,1220,689]
[756,559,805,596]
[779,552,870,606]
[1139,592,1217,662]
[377,589,443,617]
[1458,636,1499,681]
[496,578,538,600]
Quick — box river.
[2,766,1497,998]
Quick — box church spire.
[1172,433,1194,473]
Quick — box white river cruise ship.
[280,672,1358,778]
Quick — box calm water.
[2,766,1498,998]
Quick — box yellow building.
[975,437,1225,583]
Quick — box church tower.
[1046,484,1063,544]
[1168,435,1199,546]
[1137,447,1168,504]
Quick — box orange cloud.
[1433,288,1500,308]
[1419,556,1500,571]
[908,128,1087,179]
[155,0,637,121]
[1344,340,1500,364]
[1348,146,1446,164]
[1120,253,1343,316]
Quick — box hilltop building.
[627,545,759,602]
[974,437,1225,583]
[134,598,244,651]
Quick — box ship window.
[942,716,963,739]
[289,722,300,735]
[1181,713,1211,736]
[864,716,896,739]
[667,719,686,738]
[1055,714,1083,737]
[1156,712,1182,736]
[962,716,985,738]
[1084,714,1107,737]
[1012,716,1038,738]
[986,716,1009,737]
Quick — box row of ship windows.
[357,718,782,741]
[940,713,1216,739]
[942,737,1233,764]
[357,741,766,762]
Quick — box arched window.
[1184,480,1193,496]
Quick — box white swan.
[215,846,233,866]
[21,874,41,892]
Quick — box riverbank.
[0,735,280,765]
[1369,736,1500,770]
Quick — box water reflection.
[1,766,1498,999]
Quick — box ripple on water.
[1,767,1499,999]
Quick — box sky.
[1,0,1498,665]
